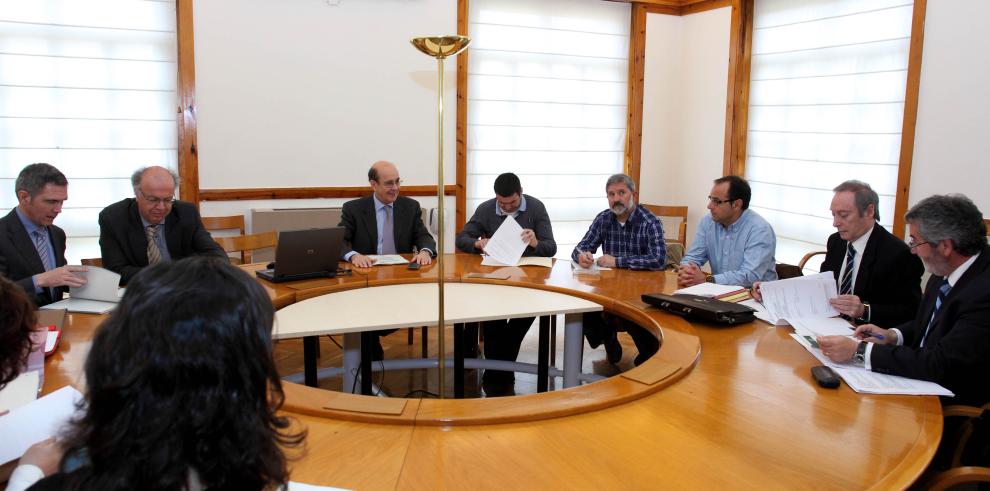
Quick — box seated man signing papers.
[818,194,990,407]
[678,175,777,288]
[572,173,665,366]
[456,172,556,392]
[339,161,436,360]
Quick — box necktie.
[381,205,397,255]
[839,244,857,295]
[146,225,163,265]
[919,279,951,348]
[34,230,55,271]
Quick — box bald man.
[99,166,226,284]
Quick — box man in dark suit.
[99,166,226,285]
[0,163,87,306]
[819,194,990,407]
[339,161,437,358]
[820,180,924,327]
[456,172,556,394]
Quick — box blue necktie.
[839,244,856,295]
[34,230,55,271]
[919,279,951,348]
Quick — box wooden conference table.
[42,254,941,489]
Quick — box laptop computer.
[256,227,345,283]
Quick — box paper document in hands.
[480,215,528,266]
[756,272,839,326]
[41,266,122,314]
[0,385,84,464]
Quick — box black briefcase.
[641,293,756,325]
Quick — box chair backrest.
[201,215,246,235]
[214,231,278,264]
[81,257,103,267]
[642,204,689,246]
[985,218,990,236]
[775,262,804,280]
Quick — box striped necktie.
[34,230,55,271]
[919,279,951,348]
[839,244,856,295]
[145,225,163,265]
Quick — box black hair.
[0,276,36,389]
[493,173,522,197]
[714,175,752,210]
[15,163,67,197]
[57,257,304,490]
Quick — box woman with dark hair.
[0,275,36,390]
[9,257,305,490]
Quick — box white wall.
[640,8,731,248]
[193,0,458,190]
[909,0,990,214]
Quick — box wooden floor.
[273,318,642,398]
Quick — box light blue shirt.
[681,209,777,287]
[15,207,55,292]
[140,217,173,261]
[494,195,527,218]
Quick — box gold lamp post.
[410,35,470,398]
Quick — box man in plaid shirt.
[572,173,666,365]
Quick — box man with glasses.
[0,163,88,306]
[99,166,226,285]
[678,175,777,288]
[339,160,436,359]
[818,194,990,408]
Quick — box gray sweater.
[455,194,556,257]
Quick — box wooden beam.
[892,0,927,239]
[625,3,648,187]
[175,0,199,205]
[642,4,682,15]
[456,0,469,231]
[681,0,731,16]
[199,185,458,202]
[722,0,753,177]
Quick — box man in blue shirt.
[572,173,666,365]
[678,175,777,288]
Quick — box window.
[744,0,914,268]
[0,0,179,263]
[466,0,630,258]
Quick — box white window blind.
[467,0,630,259]
[0,0,178,264]
[744,0,914,269]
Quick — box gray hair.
[905,194,986,256]
[606,173,636,193]
[833,180,880,222]
[131,166,179,195]
[15,163,67,197]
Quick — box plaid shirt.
[571,205,666,270]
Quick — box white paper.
[0,386,83,464]
[42,298,117,314]
[287,482,350,491]
[44,331,58,353]
[758,273,839,325]
[68,266,121,302]
[481,215,528,267]
[516,256,553,268]
[0,372,40,412]
[368,254,409,266]
[674,283,746,297]
[790,316,856,337]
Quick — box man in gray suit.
[339,161,437,359]
[0,163,87,306]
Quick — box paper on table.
[0,385,83,464]
[287,482,350,491]
[758,273,839,326]
[0,371,40,412]
[674,283,746,297]
[481,215,527,267]
[790,316,856,337]
[480,256,553,268]
[368,254,409,265]
[41,266,122,313]
[789,333,953,397]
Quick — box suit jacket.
[338,196,436,257]
[870,245,990,406]
[455,194,556,257]
[99,198,227,285]
[0,209,68,306]
[821,222,924,327]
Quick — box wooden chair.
[201,214,246,235]
[81,257,103,267]
[642,204,688,246]
[214,231,277,264]
[924,403,990,490]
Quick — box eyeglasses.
[907,239,931,249]
[708,196,736,206]
[140,190,175,207]
[378,178,402,188]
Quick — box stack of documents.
[754,272,857,338]
[791,333,953,396]
[674,283,750,302]
[367,255,409,266]
[41,266,123,314]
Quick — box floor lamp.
[410,35,470,398]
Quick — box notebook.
[256,227,345,283]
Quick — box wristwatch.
[856,302,872,323]
[852,341,868,367]
[705,275,715,283]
